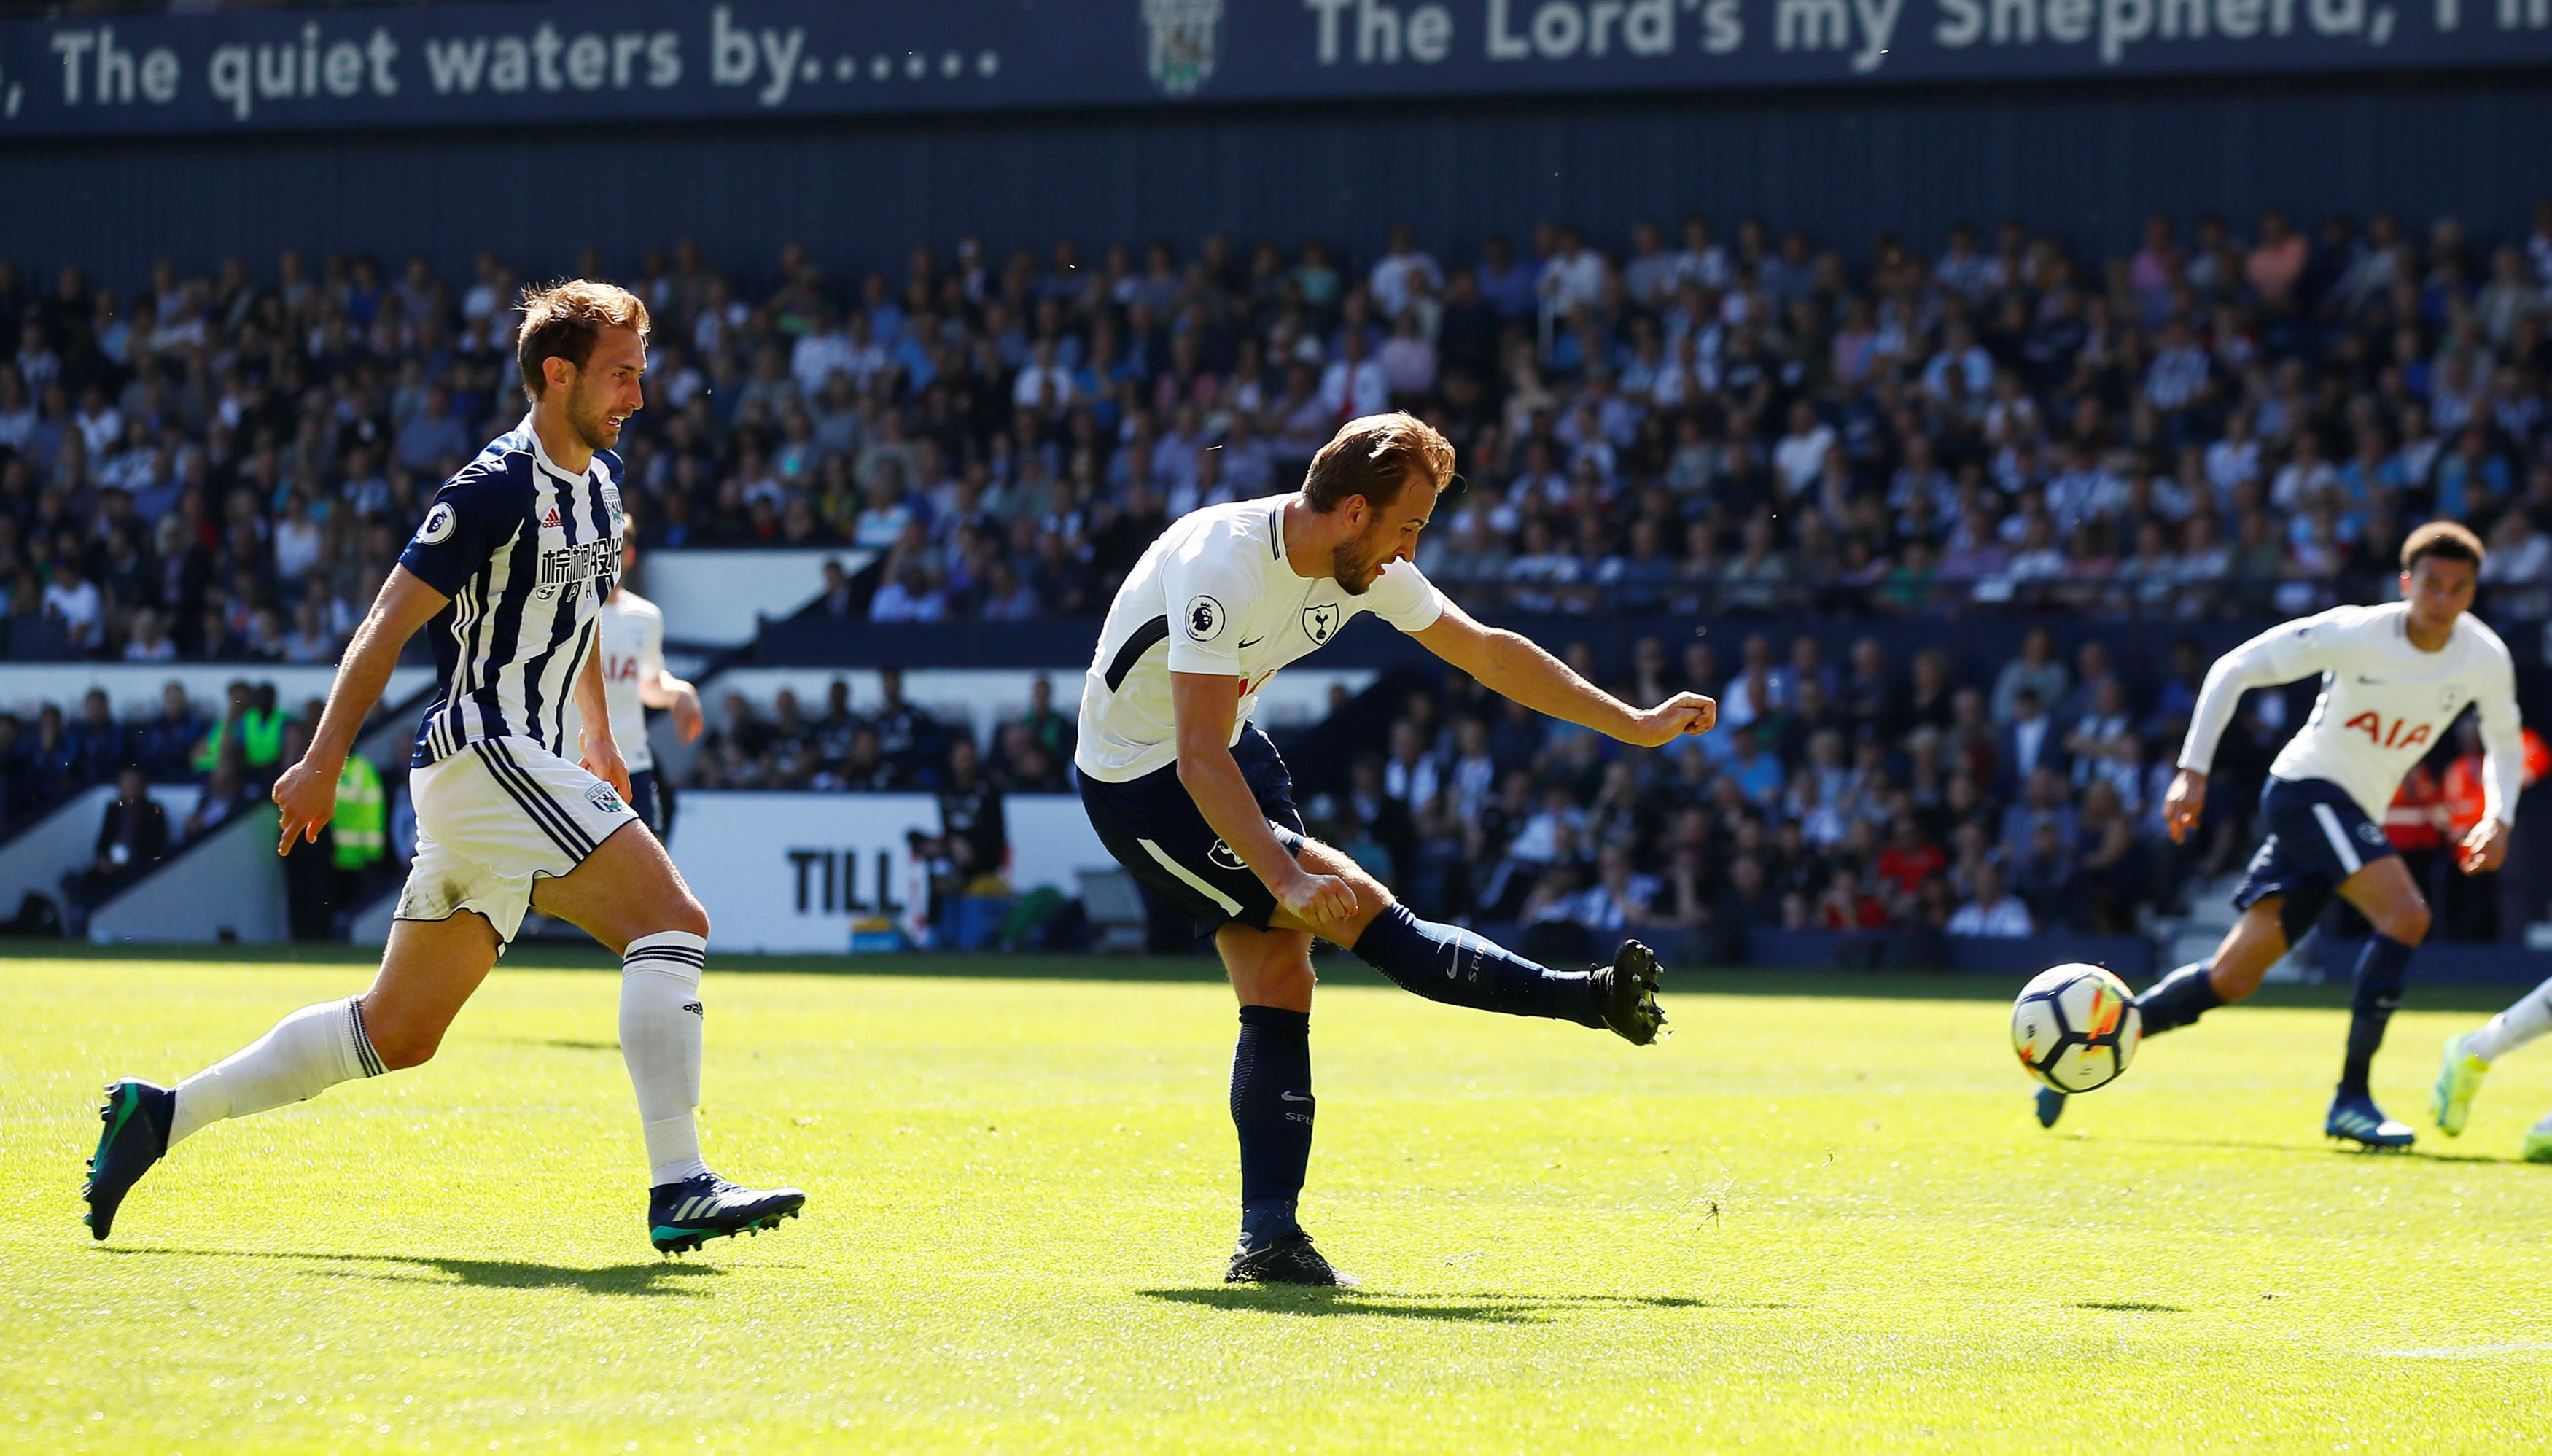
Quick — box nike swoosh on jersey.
[1239,636,1264,649]
[1280,1091,1312,1102]
[2357,675,2386,684]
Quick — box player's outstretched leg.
[2031,959,2224,1130]
[1345,901,1665,1044]
[2434,977,2552,1135]
[85,912,510,1239]
[534,829,804,1253]
[2134,960,2226,1038]
[2032,898,2295,1132]
[1272,838,1663,1043]
[92,997,385,1238]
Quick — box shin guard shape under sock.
[2133,961,2225,1038]
[2338,933,2416,1098]
[1230,1005,1313,1226]
[622,930,709,1185]
[170,996,382,1145]
[1349,902,1599,1027]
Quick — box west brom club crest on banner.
[1140,0,1221,97]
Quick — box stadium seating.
[7,206,2548,954]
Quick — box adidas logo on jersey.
[542,507,563,528]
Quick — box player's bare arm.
[639,667,706,742]
[1412,599,1714,746]
[271,564,451,854]
[1170,670,1355,927]
[573,644,633,803]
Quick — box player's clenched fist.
[1279,870,1358,927]
[2163,768,2208,844]
[1627,693,1715,747]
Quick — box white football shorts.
[393,736,639,944]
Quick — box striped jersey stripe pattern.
[405,417,623,769]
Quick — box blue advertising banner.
[0,0,2547,139]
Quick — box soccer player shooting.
[1075,413,1713,1285]
[83,282,803,1253]
[2034,522,2519,1148]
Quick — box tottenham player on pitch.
[2036,522,2520,1148]
[1077,413,1712,1285]
[2432,975,2552,1160]
[83,282,804,1252]
[588,526,704,838]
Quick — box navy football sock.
[2135,961,2224,1038]
[2338,934,2416,1098]
[1349,902,1600,1027]
[1230,1005,1313,1245]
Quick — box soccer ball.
[2010,963,2143,1094]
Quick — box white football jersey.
[575,589,664,773]
[1075,495,1447,782]
[2180,601,2523,823]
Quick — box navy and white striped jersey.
[399,416,625,768]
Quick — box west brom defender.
[1076,413,1711,1285]
[588,530,704,837]
[83,282,804,1252]
[2036,523,2518,1148]
[2431,978,2552,1160]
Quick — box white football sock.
[2464,977,2552,1064]
[621,930,710,1186]
[169,997,384,1145]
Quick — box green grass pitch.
[6,949,2551,1452]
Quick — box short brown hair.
[2403,520,2485,572]
[516,279,650,401]
[1302,413,1455,513]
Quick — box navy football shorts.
[2231,775,2398,917]
[628,768,664,838]
[1078,723,1306,936]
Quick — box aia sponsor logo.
[2341,711,2433,751]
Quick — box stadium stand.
[5,206,2550,952]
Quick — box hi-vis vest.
[193,706,287,773]
[332,755,386,870]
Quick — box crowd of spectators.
[7,201,2552,662]
[6,618,2521,949]
[682,620,2521,958]
[0,677,392,935]
[1277,624,2522,962]
[0,677,322,828]
[689,667,1077,803]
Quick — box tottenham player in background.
[82,282,804,1253]
[583,524,704,838]
[2432,973,2552,1161]
[1076,413,1713,1285]
[2036,522,2520,1149]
